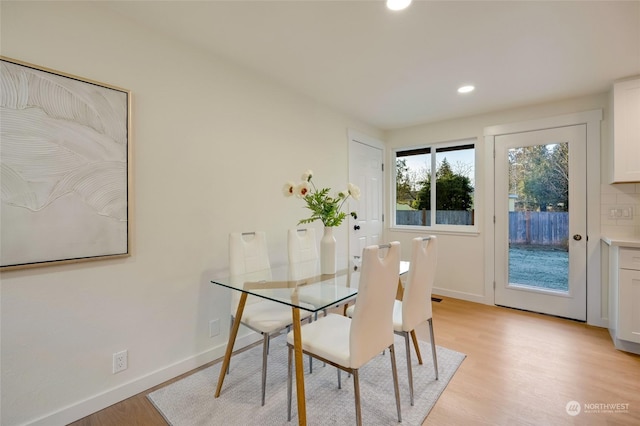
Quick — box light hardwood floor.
[71,297,640,426]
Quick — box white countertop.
[601,235,640,248]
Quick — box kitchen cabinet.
[611,78,640,183]
[609,246,640,354]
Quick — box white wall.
[0,2,382,425]
[384,94,609,305]
[601,183,640,236]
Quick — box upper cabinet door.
[612,78,640,183]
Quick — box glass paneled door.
[494,125,587,321]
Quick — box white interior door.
[494,125,587,321]
[348,131,384,261]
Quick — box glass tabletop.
[211,260,410,313]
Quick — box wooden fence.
[396,210,568,246]
[509,211,569,246]
[396,210,473,226]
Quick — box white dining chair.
[229,231,313,406]
[287,227,320,372]
[392,236,439,406]
[345,236,439,406]
[287,228,321,311]
[287,228,318,263]
[286,242,402,425]
[288,227,357,320]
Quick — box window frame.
[391,138,479,234]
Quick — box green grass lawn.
[509,244,568,292]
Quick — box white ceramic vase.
[320,226,337,274]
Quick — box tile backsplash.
[601,183,640,237]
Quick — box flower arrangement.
[283,170,360,227]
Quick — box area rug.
[148,334,465,425]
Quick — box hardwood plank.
[421,297,640,426]
[70,297,640,425]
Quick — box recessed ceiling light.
[386,0,412,11]
[457,85,475,94]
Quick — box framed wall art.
[0,57,132,270]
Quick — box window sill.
[389,225,480,237]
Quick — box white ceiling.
[105,0,640,130]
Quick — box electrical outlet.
[610,207,634,220]
[209,319,220,337]
[113,350,128,374]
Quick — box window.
[394,140,475,229]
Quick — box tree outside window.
[395,142,475,227]
[508,143,568,212]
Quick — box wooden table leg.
[215,292,247,398]
[410,329,423,365]
[291,306,307,426]
[395,277,404,301]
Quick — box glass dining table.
[211,259,410,426]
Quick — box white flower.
[295,181,310,198]
[284,170,359,227]
[348,183,361,200]
[282,181,295,197]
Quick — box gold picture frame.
[1,57,132,270]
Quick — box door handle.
[573,234,582,241]
[354,225,360,231]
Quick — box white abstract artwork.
[0,58,130,269]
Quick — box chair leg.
[267,333,271,355]
[410,329,423,365]
[428,318,439,380]
[389,344,402,423]
[308,315,313,374]
[353,369,362,426]
[287,345,293,421]
[403,332,415,406]
[261,333,269,406]
[337,368,342,389]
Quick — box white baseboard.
[609,329,640,355]
[434,288,608,329]
[588,316,608,328]
[432,287,488,305]
[24,333,262,426]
